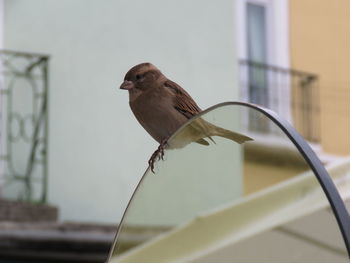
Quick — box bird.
[120,63,253,172]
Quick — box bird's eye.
[136,74,143,81]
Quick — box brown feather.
[164,79,202,119]
[196,138,210,146]
[122,63,253,148]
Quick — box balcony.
[0,50,49,203]
[239,59,320,143]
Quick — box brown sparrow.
[120,63,252,172]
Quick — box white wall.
[0,0,4,194]
[0,0,3,48]
[4,0,239,223]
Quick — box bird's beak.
[120,80,134,90]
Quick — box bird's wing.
[164,80,216,143]
[164,79,201,119]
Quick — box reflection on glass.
[108,104,347,263]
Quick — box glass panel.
[246,4,270,131]
[108,103,347,263]
[247,3,267,64]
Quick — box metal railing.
[0,50,49,203]
[239,59,320,143]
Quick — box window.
[236,0,291,134]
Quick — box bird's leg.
[148,138,168,173]
[158,138,168,160]
[148,151,158,173]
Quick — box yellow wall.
[243,144,309,195]
[244,161,306,194]
[290,0,350,155]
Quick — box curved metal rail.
[108,101,350,260]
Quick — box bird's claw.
[148,139,167,173]
[148,150,158,173]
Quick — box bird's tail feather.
[191,118,252,145]
[196,138,210,146]
[213,126,253,144]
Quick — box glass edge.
[107,101,350,260]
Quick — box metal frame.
[0,49,49,203]
[227,101,350,256]
[108,101,350,260]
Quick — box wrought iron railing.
[239,59,319,143]
[0,50,49,203]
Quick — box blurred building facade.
[1,0,349,225]
[237,0,350,158]
[290,0,350,155]
[2,0,240,223]
[236,0,350,192]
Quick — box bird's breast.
[130,91,188,143]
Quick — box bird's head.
[120,63,165,94]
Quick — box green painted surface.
[4,0,239,223]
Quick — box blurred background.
[0,0,350,262]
